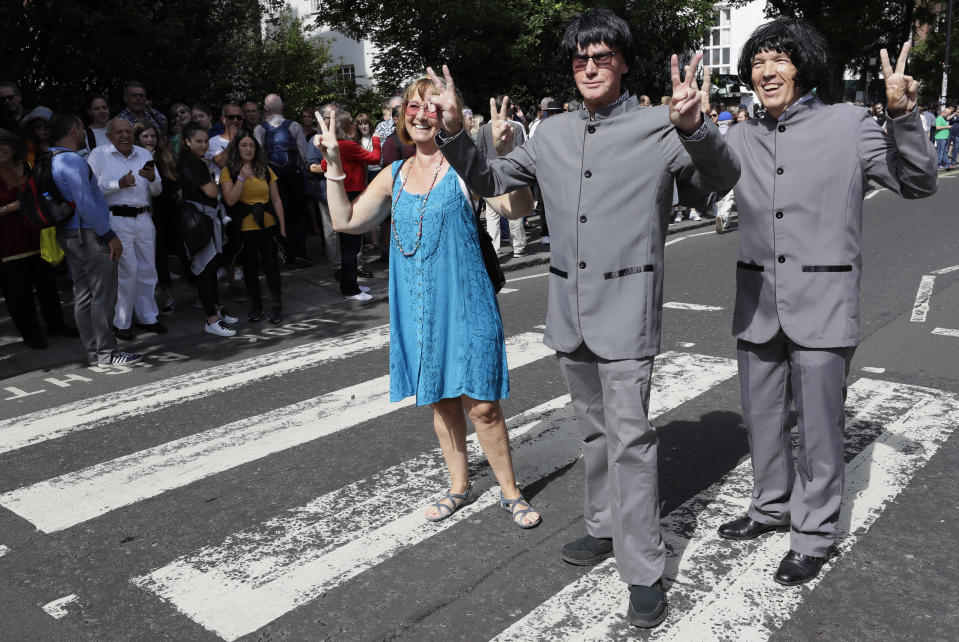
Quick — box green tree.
[314,0,717,112]
[910,7,958,105]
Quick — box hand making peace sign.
[490,95,515,156]
[669,52,705,134]
[881,42,919,118]
[425,65,463,135]
[313,108,341,169]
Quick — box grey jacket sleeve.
[436,128,536,197]
[659,119,741,209]
[860,107,938,199]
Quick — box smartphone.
[143,160,155,171]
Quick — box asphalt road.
[0,174,957,641]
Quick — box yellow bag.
[40,227,65,266]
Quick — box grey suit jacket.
[438,98,741,359]
[476,121,527,161]
[725,99,938,348]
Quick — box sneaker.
[135,322,168,334]
[540,235,550,245]
[268,304,282,324]
[357,266,374,279]
[673,212,683,223]
[205,320,236,337]
[689,209,702,221]
[159,299,177,316]
[101,350,143,366]
[248,304,264,322]
[715,216,726,234]
[234,266,244,281]
[344,291,374,302]
[217,307,239,324]
[358,285,371,293]
[627,581,668,628]
[561,534,614,566]
[512,250,527,258]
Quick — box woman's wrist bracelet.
[325,173,347,182]
[237,177,246,183]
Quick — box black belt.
[110,205,150,217]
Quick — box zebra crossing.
[0,321,955,641]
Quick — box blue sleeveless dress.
[388,160,509,406]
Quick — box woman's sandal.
[425,486,475,522]
[499,491,542,529]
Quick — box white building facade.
[703,1,768,109]
[288,0,378,88]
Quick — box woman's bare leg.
[426,397,471,519]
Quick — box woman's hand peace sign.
[313,108,341,169]
[881,42,919,118]
[669,52,705,134]
[490,96,515,156]
[425,65,463,135]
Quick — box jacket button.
[587,125,596,134]
[777,255,785,263]
[580,215,587,223]
[775,211,783,219]
[579,261,586,269]
[776,167,784,175]
[584,170,592,178]
[778,124,786,132]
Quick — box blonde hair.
[396,76,463,147]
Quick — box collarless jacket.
[438,98,740,359]
[725,100,938,348]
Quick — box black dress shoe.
[114,326,133,341]
[268,304,282,324]
[357,266,374,279]
[627,581,668,628]
[718,515,788,540]
[135,322,168,334]
[561,535,614,566]
[774,548,836,586]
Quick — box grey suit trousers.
[557,344,663,586]
[738,332,853,557]
[57,228,118,365]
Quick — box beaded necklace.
[391,155,445,257]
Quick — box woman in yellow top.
[220,131,287,323]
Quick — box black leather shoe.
[114,326,133,341]
[268,304,282,324]
[627,581,667,628]
[247,304,264,322]
[718,515,788,540]
[561,535,614,566]
[357,266,374,279]
[135,322,168,334]
[774,548,836,586]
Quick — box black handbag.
[472,204,505,293]
[180,201,214,256]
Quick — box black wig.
[737,18,831,94]
[560,8,634,63]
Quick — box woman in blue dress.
[313,77,541,528]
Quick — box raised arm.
[313,109,392,233]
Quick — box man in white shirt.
[87,118,165,340]
[207,103,245,179]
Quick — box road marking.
[931,264,959,275]
[0,324,392,455]
[665,230,715,247]
[0,334,551,533]
[861,366,886,373]
[663,302,724,311]
[676,342,695,348]
[0,335,21,348]
[0,544,8,557]
[499,287,519,294]
[132,352,738,642]
[931,327,959,338]
[492,378,956,641]
[910,275,935,322]
[41,594,79,619]
[506,272,548,283]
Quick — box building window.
[311,0,321,11]
[704,5,731,75]
[336,64,356,95]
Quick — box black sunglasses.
[225,114,244,121]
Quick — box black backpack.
[20,150,78,230]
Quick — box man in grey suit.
[716,19,938,586]
[426,8,740,628]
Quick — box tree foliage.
[0,0,338,122]
[314,0,717,112]
[910,6,958,105]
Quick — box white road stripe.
[861,366,886,373]
[910,275,935,322]
[0,333,551,533]
[663,302,724,311]
[499,287,519,294]
[41,594,79,619]
[132,352,738,641]
[506,272,548,283]
[0,544,8,557]
[0,323,391,455]
[931,264,959,275]
[931,327,959,338]
[493,378,955,641]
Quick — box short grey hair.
[264,94,283,113]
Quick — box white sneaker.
[689,209,702,221]
[673,212,683,223]
[540,235,550,245]
[358,285,371,293]
[217,307,239,324]
[715,216,727,234]
[234,266,244,281]
[345,291,374,302]
[205,320,236,337]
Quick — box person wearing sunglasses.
[428,7,739,629]
[207,104,246,172]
